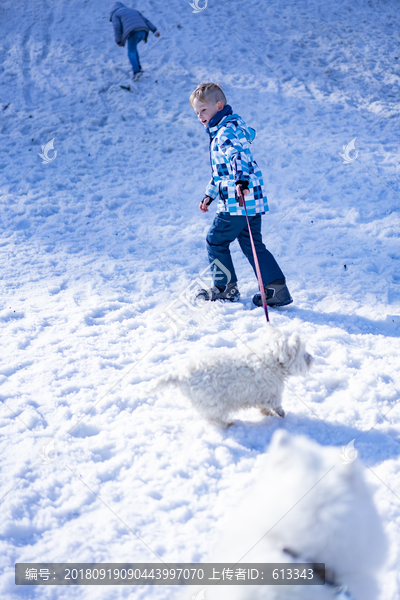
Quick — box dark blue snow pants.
[127,30,146,73]
[206,212,284,287]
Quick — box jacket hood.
[208,111,256,143]
[110,2,125,21]
[224,114,256,143]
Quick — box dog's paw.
[209,419,234,429]
[274,406,285,418]
[260,407,275,417]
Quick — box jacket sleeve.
[205,177,219,200]
[218,127,251,183]
[112,15,123,44]
[141,14,157,33]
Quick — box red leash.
[240,193,270,323]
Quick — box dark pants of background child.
[127,30,146,73]
[206,213,284,287]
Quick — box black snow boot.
[252,279,293,308]
[195,283,240,303]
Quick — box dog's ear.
[305,353,313,367]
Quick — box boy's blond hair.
[189,83,227,107]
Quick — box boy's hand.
[117,42,123,46]
[154,31,160,37]
[236,183,249,207]
[199,196,213,213]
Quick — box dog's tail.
[147,373,180,394]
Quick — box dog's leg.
[260,407,274,417]
[274,406,285,418]
[208,418,234,429]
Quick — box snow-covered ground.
[1,0,400,598]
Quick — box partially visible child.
[189,83,292,307]
[110,2,160,80]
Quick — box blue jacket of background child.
[205,105,269,216]
[109,2,157,46]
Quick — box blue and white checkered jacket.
[205,113,269,216]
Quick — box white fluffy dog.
[153,327,312,427]
[201,431,387,600]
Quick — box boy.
[189,83,292,308]
[110,2,160,80]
